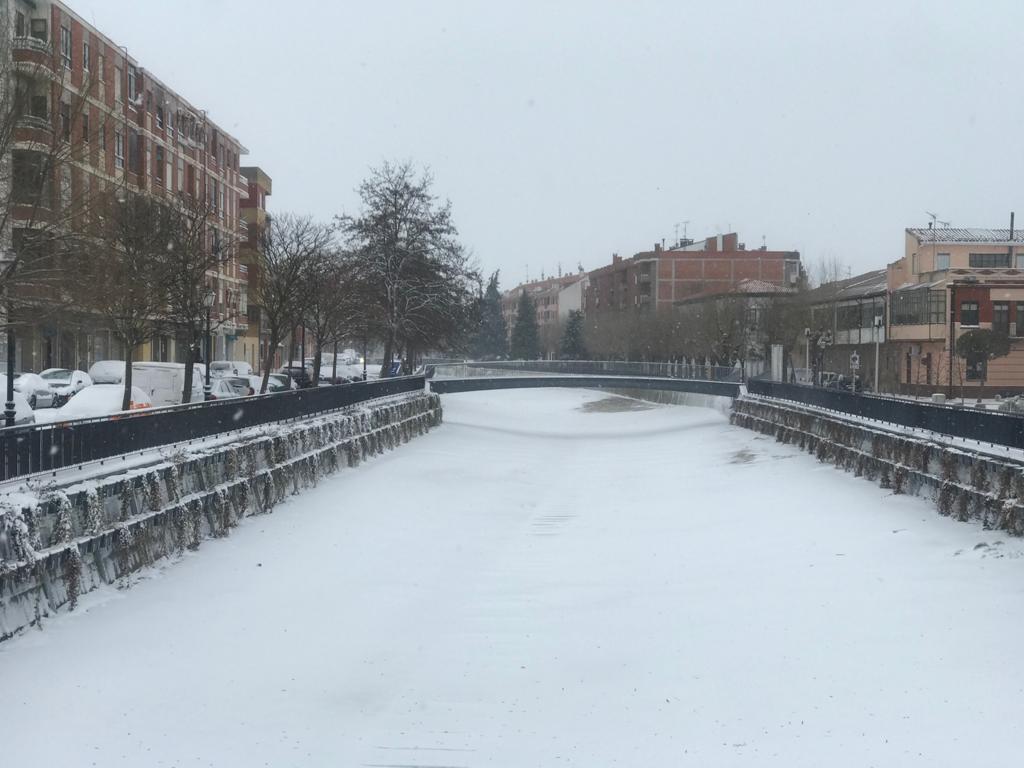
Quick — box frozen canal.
[2,389,1023,766]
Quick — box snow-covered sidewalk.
[1,388,1022,766]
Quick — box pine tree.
[559,310,587,359]
[473,270,507,359]
[510,290,541,359]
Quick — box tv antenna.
[674,220,690,246]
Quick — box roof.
[803,269,887,304]
[674,278,795,304]
[907,227,1024,245]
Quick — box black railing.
[0,376,425,483]
[430,375,740,398]
[453,359,742,381]
[747,379,1024,450]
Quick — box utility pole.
[948,284,956,399]
[873,314,883,393]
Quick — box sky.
[70,0,1024,287]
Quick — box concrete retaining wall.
[731,396,1024,534]
[0,392,442,641]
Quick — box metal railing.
[0,376,425,483]
[430,375,740,398]
[746,379,1024,450]
[437,360,742,381]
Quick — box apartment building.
[238,166,274,371]
[4,0,249,372]
[585,233,801,315]
[501,272,589,356]
[887,225,1024,394]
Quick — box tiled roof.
[803,269,887,303]
[907,227,1024,244]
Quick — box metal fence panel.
[0,376,425,483]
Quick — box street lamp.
[873,314,884,393]
[202,288,215,400]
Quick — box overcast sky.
[73,0,1024,286]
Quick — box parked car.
[222,376,255,396]
[40,368,93,407]
[209,360,254,378]
[13,372,56,409]
[277,364,313,388]
[33,384,152,424]
[88,360,205,406]
[206,378,246,400]
[267,373,298,391]
[248,374,289,394]
[0,374,36,425]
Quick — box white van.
[88,361,205,406]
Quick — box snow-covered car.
[40,368,93,407]
[33,384,152,424]
[209,360,254,378]
[248,374,289,394]
[268,373,298,391]
[0,374,36,425]
[13,372,56,409]
[206,378,246,400]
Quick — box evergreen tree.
[559,309,587,359]
[473,270,507,359]
[510,290,540,359]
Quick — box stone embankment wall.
[731,396,1024,534]
[0,392,442,641]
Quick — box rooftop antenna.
[557,262,562,278]
[674,220,690,246]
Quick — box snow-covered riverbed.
[1,389,1022,766]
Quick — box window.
[128,129,141,173]
[100,122,106,151]
[993,302,1010,335]
[891,290,945,326]
[966,355,986,381]
[155,146,164,183]
[1016,254,1024,270]
[83,40,90,72]
[960,301,979,326]
[114,66,123,103]
[127,65,137,103]
[81,113,89,142]
[114,130,124,168]
[156,105,164,129]
[15,12,25,37]
[1016,304,1024,336]
[12,150,49,205]
[60,26,71,69]
[59,100,70,141]
[30,18,47,42]
[177,156,184,192]
[935,252,950,270]
[969,252,1011,268]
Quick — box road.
[1,389,1022,766]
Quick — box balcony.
[12,36,54,71]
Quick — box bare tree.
[252,213,333,393]
[159,191,235,402]
[72,190,169,409]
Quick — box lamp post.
[203,289,215,400]
[873,314,884,393]
[803,327,811,385]
[4,304,14,427]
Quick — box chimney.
[612,253,621,264]
[654,242,662,253]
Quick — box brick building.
[585,233,801,315]
[238,166,272,371]
[3,0,249,372]
[887,225,1024,394]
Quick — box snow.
[1,388,1023,766]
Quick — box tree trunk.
[260,331,278,394]
[122,345,134,411]
[181,334,196,404]
[380,333,394,378]
[313,336,323,385]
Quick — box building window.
[1016,303,1024,336]
[81,112,89,142]
[83,40,90,72]
[127,65,138,103]
[59,100,71,141]
[891,290,945,325]
[966,356,986,381]
[100,122,106,151]
[960,301,980,326]
[156,105,164,129]
[60,26,71,69]
[993,302,1010,335]
[114,66,123,103]
[15,12,25,37]
[30,18,47,41]
[969,252,1011,268]
[128,130,142,174]
[114,130,124,168]
[155,146,164,183]
[12,150,49,205]
[935,252,950,270]
[1016,254,1024,270]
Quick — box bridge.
[428,374,740,398]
